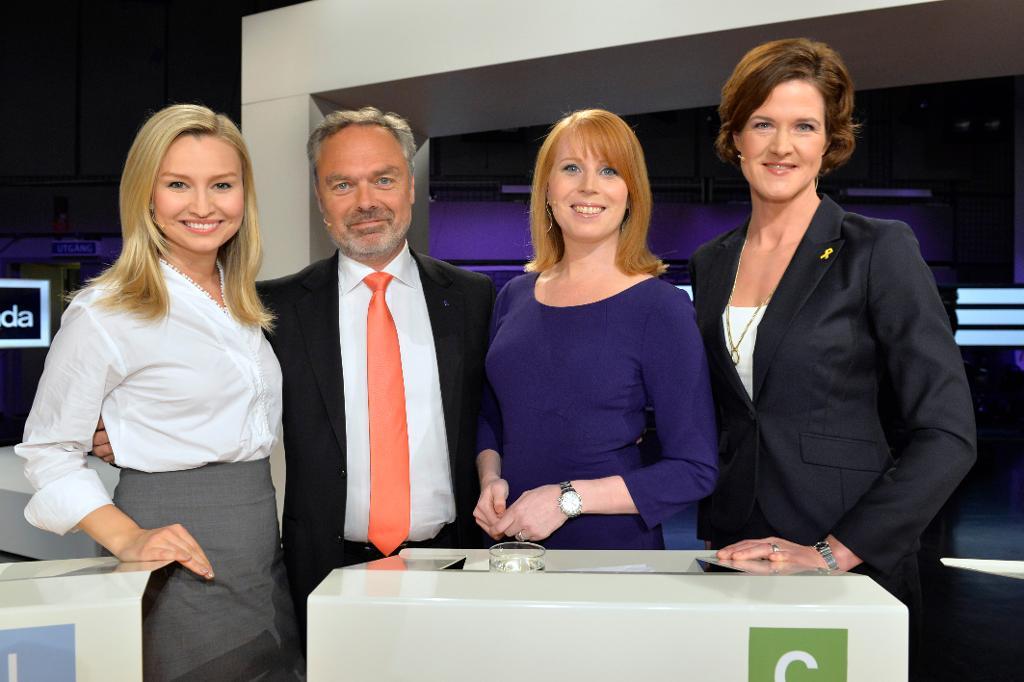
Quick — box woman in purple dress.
[473,109,718,549]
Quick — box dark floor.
[664,439,1024,681]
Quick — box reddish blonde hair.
[527,109,664,275]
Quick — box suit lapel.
[752,196,846,401]
[699,226,755,409]
[412,252,464,470]
[295,252,348,457]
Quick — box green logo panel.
[749,627,848,682]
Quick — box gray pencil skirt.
[114,458,304,681]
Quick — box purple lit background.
[430,200,954,266]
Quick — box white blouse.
[722,305,764,400]
[16,262,282,535]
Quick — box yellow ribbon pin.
[819,247,834,261]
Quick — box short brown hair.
[716,38,858,174]
[527,109,665,276]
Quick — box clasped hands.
[473,477,567,543]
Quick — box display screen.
[0,279,51,349]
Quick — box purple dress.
[477,273,718,549]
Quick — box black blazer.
[690,196,975,574]
[257,250,494,632]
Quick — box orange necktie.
[364,272,410,557]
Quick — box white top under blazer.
[723,305,765,400]
[16,262,282,535]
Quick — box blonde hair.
[526,109,665,276]
[90,104,272,329]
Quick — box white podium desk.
[0,557,166,682]
[941,557,1024,579]
[308,548,907,681]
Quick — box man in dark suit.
[256,108,493,636]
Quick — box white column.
[242,94,330,518]
[410,139,430,255]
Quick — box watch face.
[559,490,583,516]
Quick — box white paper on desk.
[557,564,656,573]
[940,557,1024,580]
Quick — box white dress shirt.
[338,244,454,542]
[16,262,282,535]
[723,305,764,400]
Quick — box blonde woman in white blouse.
[16,105,303,680]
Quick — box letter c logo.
[774,650,818,682]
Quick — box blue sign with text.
[0,624,76,682]
[51,241,98,256]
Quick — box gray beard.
[333,220,411,264]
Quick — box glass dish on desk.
[489,542,546,572]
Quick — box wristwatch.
[814,540,839,572]
[557,481,583,518]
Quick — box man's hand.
[91,417,115,464]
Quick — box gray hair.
[307,107,417,181]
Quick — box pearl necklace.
[160,258,228,314]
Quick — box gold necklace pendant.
[725,238,776,366]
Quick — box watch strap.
[557,481,582,518]
[814,540,839,571]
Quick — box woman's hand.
[79,505,214,579]
[715,534,861,571]
[717,536,826,569]
[111,524,215,579]
[493,484,567,543]
[473,476,510,541]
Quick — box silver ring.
[515,531,527,542]
[770,543,781,553]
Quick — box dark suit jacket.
[690,196,976,575]
[257,249,494,633]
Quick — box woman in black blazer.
[690,38,975,609]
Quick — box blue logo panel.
[0,624,76,682]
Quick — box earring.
[620,208,630,232]
[737,152,745,162]
[323,216,331,227]
[545,205,554,233]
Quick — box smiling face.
[152,134,244,269]
[314,124,414,269]
[545,136,629,251]
[734,79,828,206]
